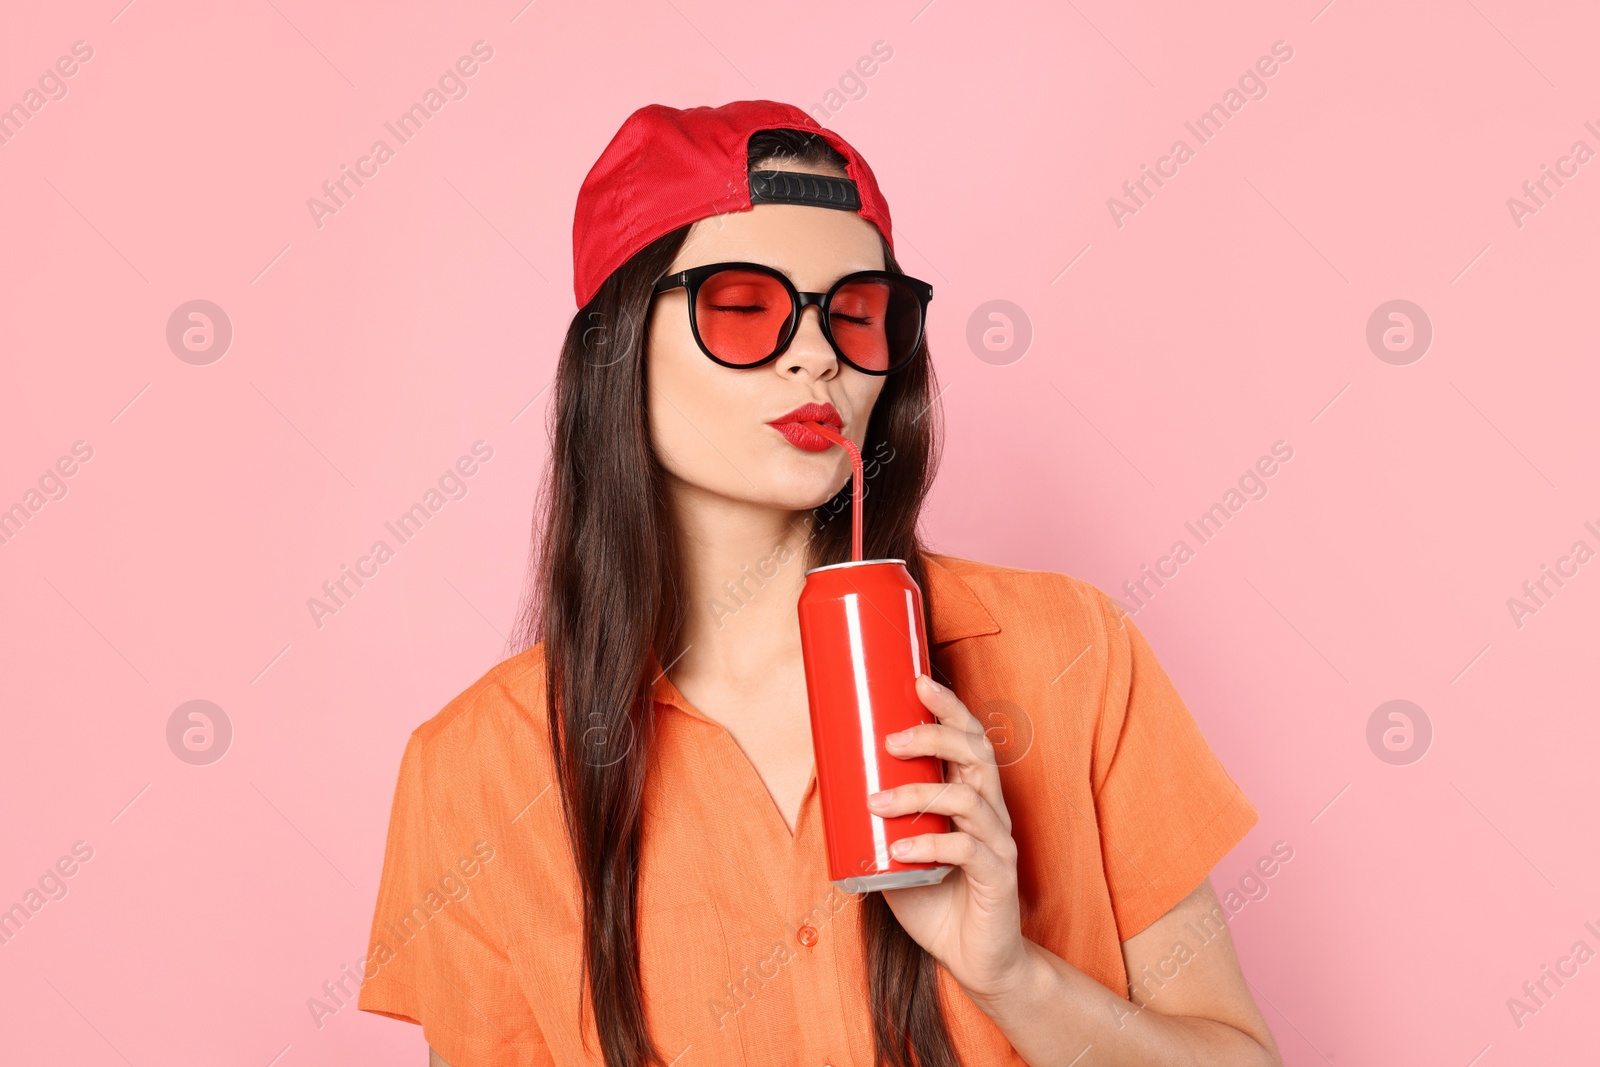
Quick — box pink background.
[3,0,1597,1063]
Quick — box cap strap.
[747,169,862,211]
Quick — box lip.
[768,401,844,453]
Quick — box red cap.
[571,100,895,308]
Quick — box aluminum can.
[798,558,955,892]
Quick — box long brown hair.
[508,127,958,1067]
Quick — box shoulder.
[399,643,555,806]
[920,549,1127,653]
[918,551,1146,767]
[922,549,1112,608]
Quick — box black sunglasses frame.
[650,261,933,376]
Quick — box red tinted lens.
[694,269,793,365]
[828,277,919,372]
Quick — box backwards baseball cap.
[570,100,895,308]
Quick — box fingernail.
[867,790,889,807]
[891,840,912,857]
[886,730,908,747]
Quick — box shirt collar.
[921,551,1002,644]
[645,551,999,719]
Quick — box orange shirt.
[357,552,1259,1066]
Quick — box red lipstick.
[768,401,843,452]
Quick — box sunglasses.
[651,261,933,375]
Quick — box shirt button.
[797,923,819,947]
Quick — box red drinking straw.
[802,421,863,562]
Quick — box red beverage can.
[798,558,955,892]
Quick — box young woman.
[358,100,1283,1067]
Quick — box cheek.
[646,308,738,472]
[836,373,888,444]
[646,302,692,425]
[856,377,888,427]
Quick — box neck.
[665,479,817,689]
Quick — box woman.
[358,100,1283,1067]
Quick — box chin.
[750,458,850,512]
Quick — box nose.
[776,303,838,381]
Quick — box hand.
[866,673,1032,1004]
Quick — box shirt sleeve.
[357,732,552,1066]
[1088,590,1259,942]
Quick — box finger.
[900,677,994,769]
[915,673,982,734]
[886,720,988,765]
[888,827,1010,885]
[912,674,1012,780]
[887,710,1011,828]
[869,780,1015,860]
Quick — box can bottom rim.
[833,865,953,893]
